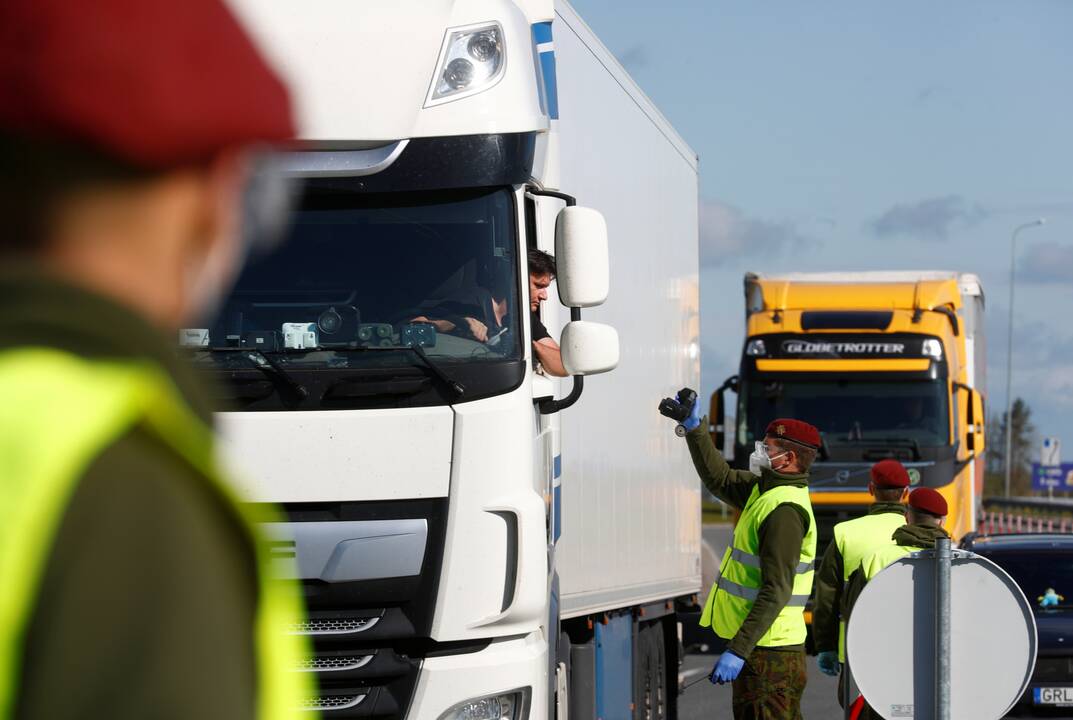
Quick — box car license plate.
[1035,687,1073,706]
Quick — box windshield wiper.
[204,347,308,402]
[329,345,465,398]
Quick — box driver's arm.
[533,337,567,377]
[531,312,568,377]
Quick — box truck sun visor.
[800,311,893,331]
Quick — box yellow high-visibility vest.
[0,348,312,719]
[701,483,817,648]
[832,510,905,660]
[860,542,922,582]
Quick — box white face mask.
[749,441,788,477]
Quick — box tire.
[633,622,667,720]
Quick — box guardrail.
[978,511,1073,534]
[978,496,1073,534]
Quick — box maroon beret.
[0,0,294,169]
[765,418,821,449]
[871,459,910,488]
[908,487,948,517]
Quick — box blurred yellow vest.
[832,510,905,660]
[0,348,312,719]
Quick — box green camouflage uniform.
[732,647,808,720]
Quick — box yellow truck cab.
[711,271,987,547]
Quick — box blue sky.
[570,0,1073,448]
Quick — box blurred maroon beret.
[0,0,294,169]
[908,487,948,517]
[870,459,911,488]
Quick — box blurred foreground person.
[0,1,311,718]
[842,487,950,720]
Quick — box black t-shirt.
[531,311,550,343]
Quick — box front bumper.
[407,631,548,720]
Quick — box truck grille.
[275,497,449,720]
[289,617,379,635]
[300,693,368,712]
[295,655,373,672]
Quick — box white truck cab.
[191,2,701,718]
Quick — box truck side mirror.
[709,390,724,452]
[969,389,986,453]
[554,206,609,308]
[560,321,619,375]
[955,382,986,456]
[710,374,739,455]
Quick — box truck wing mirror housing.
[970,389,986,453]
[954,382,986,455]
[560,321,619,376]
[555,206,609,308]
[710,375,739,454]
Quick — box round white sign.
[847,552,1036,720]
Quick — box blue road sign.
[1032,462,1073,491]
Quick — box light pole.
[1004,218,1045,497]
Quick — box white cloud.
[870,195,987,240]
[699,199,816,267]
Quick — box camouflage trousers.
[731,647,807,720]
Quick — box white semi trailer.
[204,2,701,718]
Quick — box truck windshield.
[744,379,950,447]
[201,186,521,366]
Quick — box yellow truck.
[710,271,987,546]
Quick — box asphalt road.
[684,524,1045,719]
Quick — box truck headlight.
[426,23,505,106]
[921,338,943,359]
[745,339,767,356]
[437,688,529,720]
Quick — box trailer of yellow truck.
[710,271,987,549]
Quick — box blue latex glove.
[679,391,702,431]
[817,650,841,677]
[709,651,745,684]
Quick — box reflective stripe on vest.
[700,483,817,648]
[0,348,312,719]
[716,576,811,607]
[832,511,906,661]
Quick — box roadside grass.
[702,500,733,525]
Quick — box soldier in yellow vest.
[812,459,910,688]
[669,392,820,720]
[842,487,950,720]
[0,0,312,717]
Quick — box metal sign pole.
[842,660,853,720]
[935,538,952,720]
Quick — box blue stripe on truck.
[554,484,562,542]
[595,613,633,718]
[532,20,553,44]
[532,21,559,119]
[553,454,562,541]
